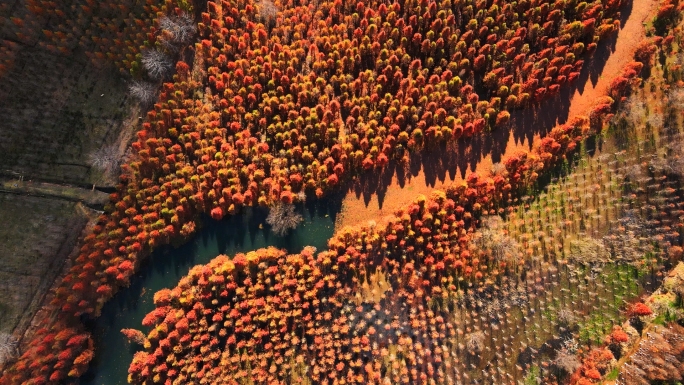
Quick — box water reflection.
[81,199,339,385]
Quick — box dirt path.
[334,0,658,231]
[602,323,654,385]
[0,178,110,208]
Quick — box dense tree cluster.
[127,64,646,383]
[126,8,684,382]
[50,0,636,325]
[127,184,505,384]
[0,327,93,384]
[150,0,626,209]
[0,53,639,385]
[3,0,666,381]
[568,346,615,385]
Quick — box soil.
[334,0,658,231]
[0,21,139,188]
[0,194,89,335]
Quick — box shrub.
[627,302,653,317]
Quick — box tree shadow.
[81,198,341,384]
[338,13,629,211]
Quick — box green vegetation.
[605,367,620,380]
[524,365,542,385]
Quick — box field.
[0,195,86,334]
[0,0,135,368]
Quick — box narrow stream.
[80,199,339,385]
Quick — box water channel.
[80,199,340,385]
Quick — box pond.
[80,198,340,385]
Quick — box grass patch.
[524,365,541,385]
[605,367,620,381]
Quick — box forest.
[1,0,684,384]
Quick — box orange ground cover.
[335,0,658,230]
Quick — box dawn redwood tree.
[627,301,653,333]
[3,0,662,382]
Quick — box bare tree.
[650,154,684,177]
[491,162,507,176]
[128,80,158,105]
[646,112,664,129]
[88,142,122,178]
[256,0,278,25]
[649,133,684,176]
[158,13,196,47]
[602,213,654,265]
[266,203,303,236]
[556,308,577,329]
[141,49,174,80]
[475,215,520,264]
[623,97,647,125]
[624,162,646,183]
[668,85,684,105]
[617,324,684,384]
[663,264,684,306]
[0,332,18,365]
[552,349,581,375]
[465,330,485,354]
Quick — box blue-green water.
[80,200,338,385]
